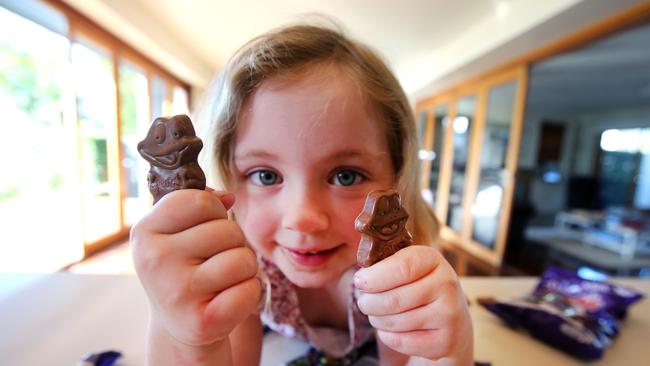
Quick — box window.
[0,4,82,272]
[512,21,650,276]
[72,38,121,243]
[0,1,190,271]
[119,60,150,225]
[598,128,650,210]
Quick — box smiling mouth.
[286,247,338,255]
[281,245,341,267]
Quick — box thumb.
[206,187,236,210]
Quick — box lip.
[281,245,340,268]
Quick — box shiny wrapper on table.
[478,267,643,360]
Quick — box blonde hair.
[196,22,439,245]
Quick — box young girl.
[131,22,473,365]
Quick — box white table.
[0,273,648,366]
[526,227,650,275]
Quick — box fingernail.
[218,192,235,201]
[213,191,235,205]
[353,271,364,288]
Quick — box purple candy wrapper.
[533,266,643,319]
[479,267,644,361]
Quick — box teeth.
[284,246,338,255]
[291,249,318,254]
[294,249,326,255]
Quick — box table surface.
[0,273,648,366]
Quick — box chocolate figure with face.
[355,189,413,267]
[137,114,206,204]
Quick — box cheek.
[334,200,365,244]
[232,198,276,250]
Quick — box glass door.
[446,94,477,233]
[71,37,121,245]
[415,108,432,203]
[470,81,517,248]
[118,60,151,226]
[429,104,448,210]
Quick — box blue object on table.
[80,350,122,366]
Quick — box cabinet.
[415,66,528,274]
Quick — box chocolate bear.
[355,189,413,267]
[137,114,206,204]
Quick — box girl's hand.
[130,189,261,354]
[355,245,473,365]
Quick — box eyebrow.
[325,149,389,164]
[233,150,278,161]
[234,149,388,160]
[234,148,388,164]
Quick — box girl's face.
[230,65,395,288]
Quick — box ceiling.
[135,0,492,73]
[60,0,646,101]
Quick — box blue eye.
[332,169,363,186]
[250,170,281,185]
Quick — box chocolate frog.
[137,114,206,204]
[355,189,413,267]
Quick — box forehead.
[234,65,389,161]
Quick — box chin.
[278,260,352,289]
[286,272,334,288]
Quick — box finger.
[368,301,442,332]
[201,277,262,339]
[354,245,440,293]
[377,329,452,360]
[191,247,257,295]
[357,268,438,315]
[175,219,246,258]
[141,189,229,234]
[206,187,236,210]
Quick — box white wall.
[518,111,576,215]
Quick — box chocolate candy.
[137,114,206,204]
[355,189,413,267]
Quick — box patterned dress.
[258,257,375,358]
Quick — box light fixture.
[495,1,510,19]
[453,116,469,134]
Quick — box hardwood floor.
[67,241,135,274]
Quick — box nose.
[281,187,329,234]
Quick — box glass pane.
[119,61,150,225]
[416,110,427,149]
[428,105,448,206]
[472,81,517,248]
[72,39,121,243]
[447,95,476,232]
[172,85,189,115]
[0,6,84,271]
[598,128,650,209]
[151,76,168,117]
